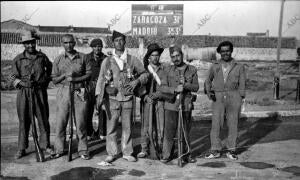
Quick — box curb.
[194,110,300,120]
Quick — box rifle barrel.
[68,83,74,162]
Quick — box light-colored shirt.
[112,49,127,70]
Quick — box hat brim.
[20,38,37,43]
[144,47,164,60]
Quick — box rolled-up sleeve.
[95,58,108,102]
[133,57,149,85]
[51,56,61,78]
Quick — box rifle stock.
[30,89,45,162]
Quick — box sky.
[1,1,300,39]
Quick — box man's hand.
[174,84,184,93]
[125,79,140,92]
[19,81,36,88]
[149,93,159,101]
[66,77,74,82]
[64,71,76,78]
[145,95,155,104]
[96,95,103,111]
[146,92,160,104]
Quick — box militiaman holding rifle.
[137,43,167,159]
[157,45,199,165]
[51,34,92,160]
[11,29,54,160]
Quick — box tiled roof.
[37,26,110,34]
[1,32,296,48]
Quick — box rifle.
[177,93,183,167]
[68,83,74,162]
[29,88,45,162]
[156,102,163,160]
[148,100,159,159]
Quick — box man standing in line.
[86,38,107,141]
[158,45,199,164]
[137,43,166,159]
[204,41,246,160]
[95,31,148,163]
[11,29,54,159]
[51,34,91,160]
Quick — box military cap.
[112,30,126,41]
[169,44,183,55]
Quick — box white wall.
[1,44,297,63]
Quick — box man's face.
[219,45,232,61]
[170,51,183,66]
[149,51,160,66]
[62,36,76,53]
[113,36,125,51]
[23,40,36,54]
[92,45,103,55]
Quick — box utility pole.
[274,0,285,100]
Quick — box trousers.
[16,88,50,150]
[105,99,133,156]
[210,91,242,151]
[162,110,192,160]
[54,85,88,155]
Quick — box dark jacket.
[11,51,52,89]
[158,63,199,111]
[86,52,107,82]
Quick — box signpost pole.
[274,0,285,100]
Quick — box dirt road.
[1,116,300,180]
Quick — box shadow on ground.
[189,113,287,158]
[2,115,300,164]
[49,167,126,180]
[0,175,30,180]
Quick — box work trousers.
[105,99,133,156]
[16,87,50,150]
[140,101,164,153]
[86,81,106,136]
[162,110,192,160]
[54,85,88,155]
[210,91,242,151]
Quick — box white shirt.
[112,49,127,70]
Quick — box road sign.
[132,4,183,36]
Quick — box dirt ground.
[1,115,300,180]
